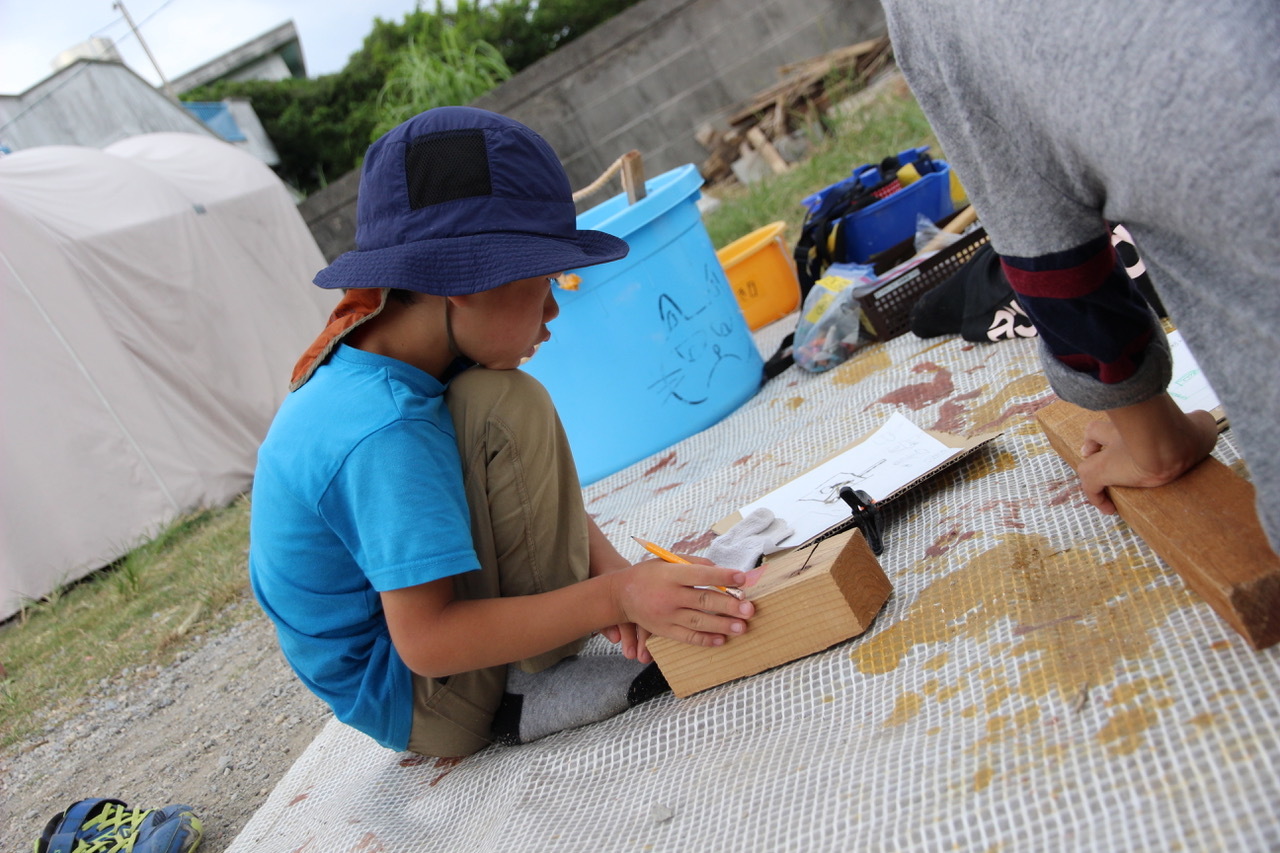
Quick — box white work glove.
[706,508,795,571]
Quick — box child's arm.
[1077,393,1219,514]
[381,560,753,679]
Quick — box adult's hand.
[1078,394,1219,514]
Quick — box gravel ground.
[0,597,331,851]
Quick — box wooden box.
[648,529,892,697]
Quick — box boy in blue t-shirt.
[249,107,755,756]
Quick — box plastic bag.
[793,262,880,372]
[912,212,962,253]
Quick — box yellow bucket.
[716,221,801,330]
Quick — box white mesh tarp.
[230,323,1280,852]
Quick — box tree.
[184,73,377,193]
[371,27,511,140]
[184,0,646,195]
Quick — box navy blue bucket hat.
[314,106,629,295]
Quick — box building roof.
[170,20,306,95]
[0,60,215,152]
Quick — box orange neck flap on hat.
[290,288,389,391]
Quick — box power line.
[113,0,178,100]
[88,0,183,55]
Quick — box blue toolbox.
[800,146,955,264]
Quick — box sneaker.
[34,797,202,853]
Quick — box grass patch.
[0,497,254,750]
[702,78,939,250]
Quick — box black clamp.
[839,487,883,555]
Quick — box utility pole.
[113,0,178,102]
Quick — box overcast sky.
[0,0,426,93]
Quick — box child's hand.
[608,559,755,649]
[606,622,654,664]
[590,560,653,661]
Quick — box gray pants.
[884,0,1280,546]
[406,368,589,757]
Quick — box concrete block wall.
[302,0,886,261]
[297,167,361,262]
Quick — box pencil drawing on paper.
[801,463,887,505]
[739,412,963,547]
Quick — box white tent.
[0,132,338,619]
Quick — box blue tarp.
[181,101,247,142]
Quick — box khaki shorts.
[405,368,588,757]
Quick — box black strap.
[762,331,796,381]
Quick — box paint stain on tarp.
[353,832,389,851]
[909,338,957,359]
[932,389,983,433]
[673,529,717,554]
[1011,419,1047,437]
[926,527,978,558]
[964,374,1053,432]
[874,361,955,410]
[923,651,949,671]
[967,449,1017,481]
[831,345,892,387]
[1096,705,1171,756]
[852,533,1194,746]
[585,449,686,505]
[1187,712,1219,729]
[429,756,464,787]
[1043,477,1082,507]
[970,498,1034,529]
[643,452,678,476]
[886,691,924,726]
[399,755,431,767]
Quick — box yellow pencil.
[632,536,746,600]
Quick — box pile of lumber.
[697,36,894,186]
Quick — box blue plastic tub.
[801,147,955,264]
[521,164,764,485]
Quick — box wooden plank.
[620,150,646,204]
[1036,399,1280,649]
[648,529,892,697]
[746,126,790,174]
[915,204,978,255]
[776,38,886,77]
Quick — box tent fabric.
[0,132,337,619]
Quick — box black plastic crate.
[858,227,989,341]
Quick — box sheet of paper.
[1167,329,1221,414]
[740,412,961,548]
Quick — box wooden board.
[648,529,892,697]
[620,150,646,204]
[746,127,790,175]
[1037,399,1280,649]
